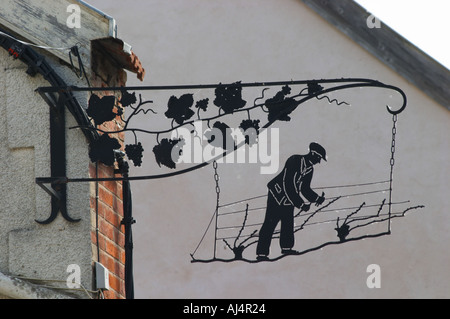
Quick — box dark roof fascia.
[92,37,145,81]
[301,0,450,110]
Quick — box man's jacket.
[267,155,319,208]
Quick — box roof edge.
[301,0,450,110]
[77,0,117,37]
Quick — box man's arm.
[300,170,319,203]
[282,156,304,208]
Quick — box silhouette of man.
[256,142,326,261]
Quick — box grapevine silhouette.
[71,78,407,170]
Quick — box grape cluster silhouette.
[125,142,144,167]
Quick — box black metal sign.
[35,78,423,263]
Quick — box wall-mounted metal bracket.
[1,28,99,224]
[35,91,80,224]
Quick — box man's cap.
[309,142,327,161]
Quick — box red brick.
[117,230,125,247]
[97,233,107,251]
[102,179,117,194]
[116,182,123,200]
[98,165,114,179]
[108,274,120,292]
[104,206,120,228]
[105,239,120,260]
[99,218,115,241]
[103,254,122,277]
[90,231,97,246]
[98,186,114,208]
[119,249,126,265]
[113,196,124,217]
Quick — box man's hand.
[301,203,310,212]
[315,192,325,206]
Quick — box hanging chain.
[390,114,397,168]
[388,113,398,232]
[213,160,221,206]
[190,160,222,260]
[213,160,220,259]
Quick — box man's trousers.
[256,192,295,257]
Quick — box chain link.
[213,160,220,200]
[212,160,221,258]
[387,113,398,233]
[390,114,397,167]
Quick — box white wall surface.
[0,47,93,297]
[88,0,449,298]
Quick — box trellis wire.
[192,178,402,258]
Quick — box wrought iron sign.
[35,77,423,264]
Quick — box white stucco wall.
[0,47,93,298]
[88,0,449,298]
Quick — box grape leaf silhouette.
[164,94,195,125]
[214,82,246,114]
[87,94,117,126]
[89,134,121,166]
[120,90,137,107]
[153,138,185,169]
